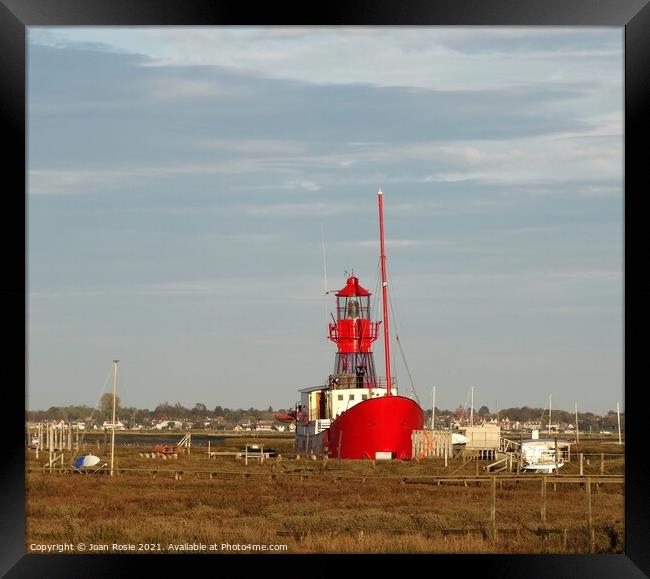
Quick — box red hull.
[326,396,424,460]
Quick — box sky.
[27,27,623,416]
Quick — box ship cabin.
[297,373,396,436]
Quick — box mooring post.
[586,476,592,527]
[337,431,343,463]
[491,475,497,541]
[49,425,53,474]
[541,475,547,528]
[586,476,594,551]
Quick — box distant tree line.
[425,405,624,431]
[25,395,283,428]
[26,397,624,431]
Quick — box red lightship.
[295,190,424,459]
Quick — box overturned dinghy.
[74,454,102,468]
[451,433,469,445]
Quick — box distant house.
[153,420,183,430]
[102,419,126,430]
[275,424,286,432]
[288,423,296,432]
[255,420,274,431]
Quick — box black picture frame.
[3,1,648,576]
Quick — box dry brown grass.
[25,435,624,554]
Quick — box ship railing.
[499,436,522,454]
[375,377,397,388]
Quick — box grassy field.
[25,435,624,554]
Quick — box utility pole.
[548,394,552,436]
[575,401,580,444]
[110,360,119,477]
[617,401,622,445]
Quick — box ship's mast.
[378,189,392,396]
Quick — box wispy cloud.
[146,78,225,101]
[28,161,271,195]
[31,276,325,302]
[36,27,621,93]
[353,239,452,249]
[196,138,309,156]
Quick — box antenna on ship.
[377,189,392,396]
[321,223,330,328]
[321,223,328,293]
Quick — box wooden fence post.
[600,453,605,475]
[579,453,584,476]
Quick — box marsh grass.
[26,436,624,554]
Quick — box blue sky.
[27,27,623,415]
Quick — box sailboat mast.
[110,359,118,476]
[377,189,392,396]
[470,386,474,427]
[431,386,436,429]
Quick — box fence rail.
[26,466,623,486]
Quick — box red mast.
[378,189,392,396]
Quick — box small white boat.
[521,437,569,473]
[522,460,565,473]
[451,433,469,445]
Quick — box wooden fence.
[412,429,453,459]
